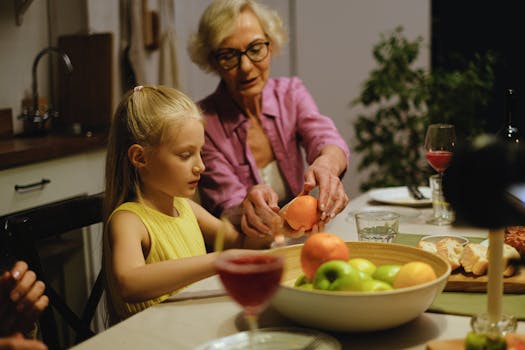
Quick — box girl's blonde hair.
[188,0,288,74]
[103,85,202,220]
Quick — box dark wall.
[432,1,524,134]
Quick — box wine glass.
[424,124,456,225]
[215,251,283,348]
[200,251,339,350]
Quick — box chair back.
[4,193,105,349]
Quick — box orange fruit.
[300,232,349,280]
[393,261,437,289]
[282,195,320,231]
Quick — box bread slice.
[436,238,464,271]
[460,243,489,275]
[502,244,520,277]
[417,240,437,254]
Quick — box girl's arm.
[188,200,272,250]
[108,210,220,303]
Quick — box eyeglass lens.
[215,42,269,70]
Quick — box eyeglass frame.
[213,41,270,70]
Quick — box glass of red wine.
[425,124,456,225]
[215,251,283,348]
[198,251,341,349]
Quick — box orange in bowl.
[300,232,349,280]
[281,195,321,231]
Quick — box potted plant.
[352,26,495,191]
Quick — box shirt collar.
[261,79,279,119]
[211,81,245,137]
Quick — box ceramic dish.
[194,327,341,350]
[419,234,469,246]
[369,186,432,206]
[269,241,451,332]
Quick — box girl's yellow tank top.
[104,197,206,322]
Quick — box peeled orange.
[393,261,437,289]
[281,195,320,231]
[300,232,349,280]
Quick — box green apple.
[358,270,372,281]
[361,279,394,292]
[372,264,402,285]
[465,332,506,350]
[348,258,377,275]
[313,260,362,291]
[294,274,310,287]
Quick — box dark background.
[432,1,524,135]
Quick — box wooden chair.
[3,193,105,349]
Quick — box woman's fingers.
[241,185,282,237]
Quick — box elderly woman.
[188,0,350,238]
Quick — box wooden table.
[72,191,524,350]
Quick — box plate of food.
[417,235,525,293]
[369,186,432,206]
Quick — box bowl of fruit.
[269,233,451,332]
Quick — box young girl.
[103,85,271,323]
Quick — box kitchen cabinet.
[0,149,105,215]
[0,142,107,340]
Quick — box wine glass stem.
[245,313,258,349]
[438,172,445,213]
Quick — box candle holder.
[466,228,518,349]
[470,312,517,337]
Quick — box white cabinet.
[0,149,106,215]
[1,149,107,337]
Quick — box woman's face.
[214,9,271,106]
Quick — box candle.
[487,228,504,327]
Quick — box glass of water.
[355,211,400,243]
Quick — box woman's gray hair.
[188,0,288,74]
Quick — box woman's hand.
[0,262,49,336]
[304,146,349,222]
[240,184,282,238]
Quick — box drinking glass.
[216,251,283,331]
[424,124,456,225]
[213,251,284,349]
[203,251,340,350]
[355,211,399,242]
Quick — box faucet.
[19,47,73,136]
[31,46,74,116]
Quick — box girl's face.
[140,118,205,199]
[214,9,271,106]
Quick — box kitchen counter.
[0,132,107,170]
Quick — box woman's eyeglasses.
[214,41,270,70]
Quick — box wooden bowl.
[269,241,451,332]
